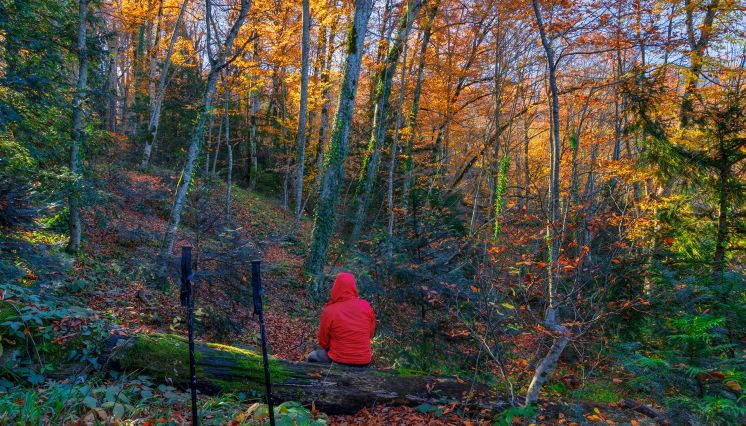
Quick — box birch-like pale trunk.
[67,0,89,253]
[304,0,374,294]
[294,0,312,219]
[525,0,569,406]
[349,0,425,245]
[160,0,252,257]
[141,0,189,170]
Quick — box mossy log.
[104,333,497,414]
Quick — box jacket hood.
[329,272,358,304]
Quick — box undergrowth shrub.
[0,284,108,386]
[613,267,746,424]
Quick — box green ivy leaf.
[113,403,125,419]
[83,396,97,409]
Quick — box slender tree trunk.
[105,27,119,132]
[249,84,259,189]
[387,4,413,264]
[490,19,506,242]
[212,108,223,177]
[349,0,425,245]
[160,0,252,257]
[680,0,719,127]
[525,0,569,406]
[402,0,438,215]
[294,0,312,219]
[248,37,260,190]
[582,141,598,204]
[225,88,233,226]
[712,147,729,288]
[304,0,375,294]
[141,0,189,170]
[280,93,290,211]
[314,15,339,197]
[226,142,233,222]
[523,117,530,210]
[205,112,214,178]
[67,0,89,253]
[147,0,163,117]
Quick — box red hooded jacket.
[318,273,375,365]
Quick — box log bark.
[104,334,492,414]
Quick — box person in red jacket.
[307,272,375,366]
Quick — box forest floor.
[0,169,661,425]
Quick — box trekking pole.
[180,246,199,426]
[251,260,275,426]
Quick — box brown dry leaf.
[585,414,603,422]
[724,380,742,391]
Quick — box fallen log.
[104,333,498,414]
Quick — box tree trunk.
[305,0,375,294]
[313,15,339,200]
[680,0,719,127]
[160,0,252,257]
[386,3,413,264]
[402,0,438,215]
[212,112,223,177]
[205,112,214,179]
[249,85,259,190]
[225,89,233,226]
[67,0,89,253]
[105,333,493,415]
[523,116,531,211]
[525,0,569,406]
[248,37,260,190]
[294,0,312,219]
[712,147,729,288]
[141,0,189,171]
[349,0,425,246]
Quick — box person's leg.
[307,348,331,363]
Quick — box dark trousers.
[307,348,369,367]
[307,348,332,363]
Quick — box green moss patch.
[113,334,288,394]
[0,300,18,322]
[395,368,428,377]
[113,333,194,380]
